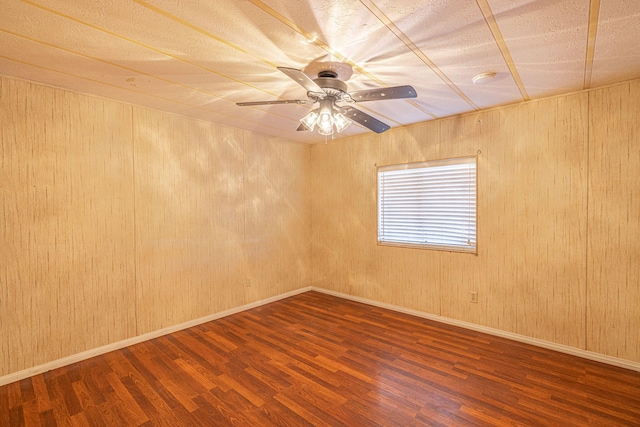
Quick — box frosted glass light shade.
[333,112,351,133]
[300,111,318,131]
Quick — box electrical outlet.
[245,277,252,287]
[470,291,478,304]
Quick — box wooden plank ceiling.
[1,0,639,144]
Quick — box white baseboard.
[2,284,638,387]
[310,287,640,373]
[0,287,312,387]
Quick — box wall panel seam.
[131,105,138,337]
[584,90,591,352]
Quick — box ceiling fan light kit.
[237,62,417,137]
[300,98,352,135]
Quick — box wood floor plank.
[102,372,149,426]
[2,291,640,426]
[8,405,25,426]
[201,387,265,426]
[273,391,346,427]
[38,409,56,426]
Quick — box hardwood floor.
[2,291,640,426]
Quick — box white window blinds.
[377,156,477,253]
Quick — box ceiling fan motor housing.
[305,62,353,101]
[313,77,347,96]
[313,71,347,101]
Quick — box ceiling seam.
[0,53,298,132]
[475,0,529,101]
[0,53,212,111]
[247,0,437,120]
[19,0,283,99]
[0,28,231,104]
[583,0,601,90]
[131,0,279,69]
[359,0,480,111]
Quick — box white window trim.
[377,155,477,254]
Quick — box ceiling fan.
[236,62,417,135]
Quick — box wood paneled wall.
[0,76,311,377]
[311,80,640,363]
[587,82,640,362]
[1,74,638,378]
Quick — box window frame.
[376,155,478,254]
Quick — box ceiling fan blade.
[278,67,324,94]
[296,123,309,132]
[348,85,417,102]
[342,106,390,134]
[236,99,312,106]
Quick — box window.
[377,156,477,253]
